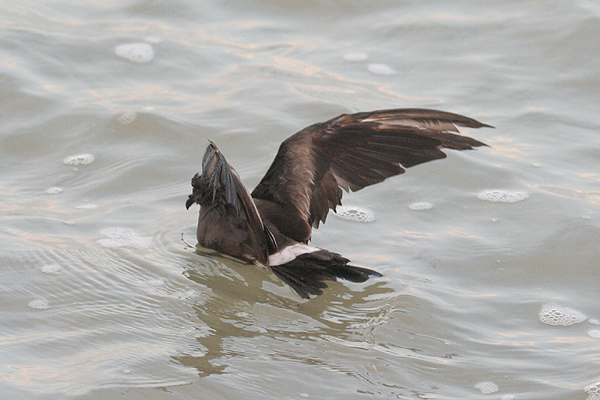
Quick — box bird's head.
[185,141,240,212]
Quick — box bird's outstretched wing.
[251,108,491,243]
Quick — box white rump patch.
[268,244,320,266]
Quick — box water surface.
[1,1,599,399]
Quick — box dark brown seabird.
[186,108,492,299]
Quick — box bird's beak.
[185,194,195,210]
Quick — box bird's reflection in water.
[173,245,395,377]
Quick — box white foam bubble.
[63,153,95,165]
[408,202,433,211]
[115,43,155,63]
[97,227,152,248]
[147,278,166,287]
[45,187,63,194]
[589,319,600,325]
[539,303,587,326]
[585,382,600,400]
[117,112,138,125]
[28,299,49,310]
[500,395,516,400]
[474,381,499,394]
[144,36,162,44]
[367,63,396,75]
[477,190,529,203]
[75,204,98,209]
[588,329,600,339]
[344,52,368,62]
[334,205,375,222]
[41,264,62,274]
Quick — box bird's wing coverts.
[251,108,490,233]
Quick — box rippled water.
[2,1,599,399]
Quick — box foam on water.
[477,189,529,203]
[117,112,138,125]
[590,319,600,325]
[367,63,396,75]
[344,52,368,62]
[539,303,587,326]
[144,36,162,44]
[45,186,63,194]
[63,153,95,165]
[500,395,516,400]
[97,227,152,248]
[115,43,155,63]
[28,299,49,310]
[585,382,600,400]
[147,278,166,287]
[334,205,375,222]
[408,202,433,211]
[474,381,499,394]
[587,330,600,339]
[41,264,62,274]
[75,204,98,209]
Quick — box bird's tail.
[269,249,382,299]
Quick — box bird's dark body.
[187,108,491,298]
